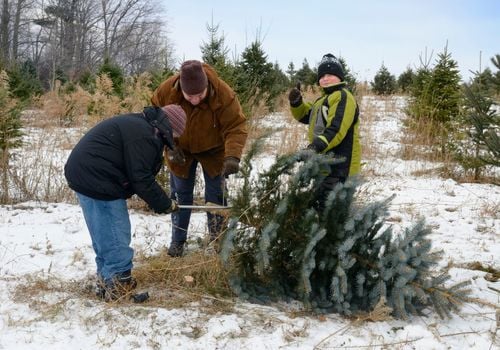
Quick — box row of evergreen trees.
[402,47,499,182]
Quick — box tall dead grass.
[35,80,92,128]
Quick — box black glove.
[308,138,327,153]
[167,146,186,164]
[222,157,240,176]
[288,82,303,107]
[165,199,179,214]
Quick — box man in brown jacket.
[151,60,248,257]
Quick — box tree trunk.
[0,0,10,66]
[11,0,23,61]
[0,148,9,203]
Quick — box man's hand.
[288,82,302,107]
[165,199,179,214]
[221,157,240,176]
[168,146,186,164]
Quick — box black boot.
[167,241,185,257]
[101,270,137,301]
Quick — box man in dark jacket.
[151,60,248,257]
[64,105,186,301]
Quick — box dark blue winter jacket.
[64,107,174,213]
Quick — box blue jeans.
[76,192,133,281]
[170,160,226,243]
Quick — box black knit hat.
[317,53,345,83]
[180,60,208,95]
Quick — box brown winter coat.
[151,64,248,178]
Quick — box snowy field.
[0,96,498,349]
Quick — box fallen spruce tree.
[220,140,472,319]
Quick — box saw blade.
[178,204,232,210]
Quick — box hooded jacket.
[151,64,248,178]
[291,82,361,178]
[64,108,173,214]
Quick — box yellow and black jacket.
[291,82,361,178]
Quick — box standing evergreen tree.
[407,66,433,122]
[7,59,43,101]
[338,56,358,95]
[397,67,415,94]
[266,62,289,110]
[221,140,472,319]
[286,62,297,85]
[451,62,500,181]
[406,46,462,157]
[295,59,316,88]
[490,54,500,96]
[97,57,125,97]
[234,40,276,112]
[428,46,461,125]
[200,17,234,84]
[0,71,23,203]
[371,64,396,95]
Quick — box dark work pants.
[315,175,346,212]
[170,160,227,243]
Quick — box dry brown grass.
[358,96,378,161]
[35,81,92,128]
[10,250,236,316]
[400,118,449,162]
[132,249,234,308]
[477,199,500,220]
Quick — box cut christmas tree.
[220,140,472,319]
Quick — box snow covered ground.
[0,96,498,349]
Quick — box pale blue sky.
[160,0,499,82]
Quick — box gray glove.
[165,199,179,214]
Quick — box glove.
[288,82,302,107]
[167,146,186,164]
[165,199,179,214]
[221,157,240,176]
[297,141,324,162]
[308,138,327,153]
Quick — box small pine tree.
[338,56,358,95]
[490,54,500,96]
[0,71,23,203]
[397,67,415,94]
[428,47,461,125]
[7,59,43,101]
[97,58,125,97]
[295,59,317,88]
[286,62,297,85]
[371,64,396,95]
[451,81,499,180]
[221,140,472,319]
[200,18,235,85]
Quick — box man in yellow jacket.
[289,53,361,211]
[152,60,248,256]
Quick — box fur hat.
[317,53,345,83]
[180,60,208,95]
[161,104,186,137]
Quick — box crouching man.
[64,105,186,301]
